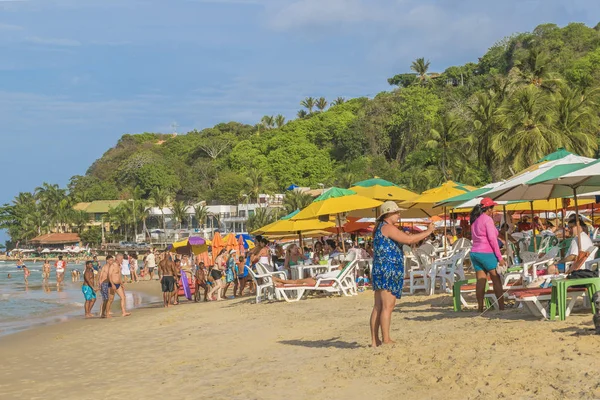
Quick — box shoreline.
[1,290,600,399]
[0,279,163,338]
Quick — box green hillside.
[3,22,600,244]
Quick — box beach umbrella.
[291,187,383,251]
[485,154,597,251]
[349,178,418,202]
[171,236,210,255]
[211,232,224,262]
[237,235,246,255]
[252,210,335,235]
[292,188,382,220]
[224,233,238,252]
[198,250,212,267]
[400,181,476,254]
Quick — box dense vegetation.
[3,22,600,244]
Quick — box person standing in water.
[42,259,51,284]
[82,261,97,318]
[369,201,434,347]
[55,255,66,286]
[22,264,30,285]
[106,253,131,317]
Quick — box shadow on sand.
[278,337,362,349]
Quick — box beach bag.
[569,250,590,273]
[567,269,598,280]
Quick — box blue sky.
[1,0,599,243]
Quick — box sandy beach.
[0,283,599,400]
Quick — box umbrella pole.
[338,214,346,253]
[503,205,512,265]
[573,189,582,252]
[530,201,537,252]
[298,231,303,249]
[592,204,595,229]
[444,206,447,256]
[561,199,567,258]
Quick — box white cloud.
[0,22,22,30]
[24,36,81,46]
[268,0,378,30]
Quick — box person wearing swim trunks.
[235,255,249,297]
[159,253,176,307]
[82,260,96,318]
[98,255,114,318]
[55,255,67,286]
[91,255,100,286]
[106,253,131,317]
[42,259,51,284]
[145,249,156,281]
[194,262,209,302]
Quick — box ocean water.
[0,261,159,336]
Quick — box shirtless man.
[98,255,114,318]
[82,261,96,318]
[194,262,209,302]
[106,253,131,317]
[55,255,67,286]
[42,259,51,284]
[158,253,177,307]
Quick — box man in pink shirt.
[470,197,506,312]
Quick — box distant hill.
[3,22,600,243]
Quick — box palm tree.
[71,210,90,233]
[493,86,556,171]
[171,200,188,229]
[410,57,431,84]
[553,86,597,157]
[274,114,286,128]
[517,49,560,91]
[283,191,313,214]
[245,170,276,204]
[246,207,274,233]
[427,113,471,180]
[297,109,308,119]
[150,187,169,232]
[332,97,346,106]
[261,115,274,130]
[301,97,316,113]
[193,204,209,230]
[316,97,328,111]
[336,172,357,189]
[468,92,503,179]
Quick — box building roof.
[31,233,81,245]
[73,202,91,211]
[74,200,126,214]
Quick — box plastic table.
[549,277,600,320]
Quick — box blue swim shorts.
[470,252,499,272]
[82,285,96,301]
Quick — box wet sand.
[0,286,599,400]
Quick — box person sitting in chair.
[547,216,593,275]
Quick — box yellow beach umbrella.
[292,187,383,220]
[292,187,383,252]
[349,178,418,202]
[252,209,335,235]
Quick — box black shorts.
[161,276,176,292]
[210,270,222,280]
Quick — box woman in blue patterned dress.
[370,201,434,347]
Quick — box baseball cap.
[480,197,498,208]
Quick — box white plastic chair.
[248,263,286,303]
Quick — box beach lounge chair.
[273,260,358,302]
[513,287,585,318]
[248,263,287,303]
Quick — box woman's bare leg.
[488,270,505,310]
[370,290,383,347]
[475,270,487,313]
[272,276,317,286]
[379,290,397,344]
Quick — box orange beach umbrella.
[211,232,224,262]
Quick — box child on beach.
[22,265,30,285]
[235,255,249,297]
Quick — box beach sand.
[1,284,599,400]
